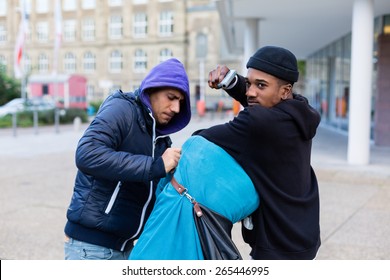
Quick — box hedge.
[0,108,88,128]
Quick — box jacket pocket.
[105,181,121,214]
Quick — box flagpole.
[14,0,28,100]
[53,0,62,133]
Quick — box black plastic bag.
[193,203,242,260]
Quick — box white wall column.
[242,18,259,73]
[347,0,374,165]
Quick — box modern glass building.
[305,15,390,134]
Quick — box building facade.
[0,0,242,110]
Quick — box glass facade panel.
[305,15,388,133]
[383,15,390,34]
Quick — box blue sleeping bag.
[129,135,259,260]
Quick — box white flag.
[13,0,28,79]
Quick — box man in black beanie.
[197,45,321,259]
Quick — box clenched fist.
[208,65,231,89]
[161,147,181,173]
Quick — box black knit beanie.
[246,46,299,83]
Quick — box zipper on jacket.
[105,181,121,214]
[121,111,157,250]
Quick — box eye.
[245,81,266,89]
[166,93,177,100]
[256,82,266,89]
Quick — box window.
[134,49,147,72]
[133,13,148,38]
[42,84,49,95]
[0,23,6,43]
[159,11,173,36]
[109,15,123,39]
[83,51,96,72]
[196,33,207,59]
[36,0,48,13]
[82,18,95,41]
[384,15,390,34]
[108,0,123,6]
[159,48,173,62]
[38,53,49,73]
[64,52,77,72]
[63,0,77,11]
[36,22,49,42]
[82,0,96,9]
[86,84,95,99]
[109,50,123,73]
[0,0,6,16]
[64,20,77,41]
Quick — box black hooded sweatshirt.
[198,75,321,259]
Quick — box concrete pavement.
[0,112,389,260]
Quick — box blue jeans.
[64,235,132,260]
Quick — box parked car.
[0,98,56,118]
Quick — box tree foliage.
[0,65,21,106]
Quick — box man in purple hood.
[64,58,191,260]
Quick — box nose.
[171,100,181,113]
[245,84,256,97]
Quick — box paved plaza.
[0,112,389,260]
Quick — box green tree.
[0,65,21,106]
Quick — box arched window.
[134,49,147,72]
[38,53,49,73]
[64,52,77,73]
[83,51,96,72]
[109,50,123,73]
[159,48,173,62]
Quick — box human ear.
[281,84,292,100]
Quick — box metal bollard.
[73,116,81,131]
[12,112,17,137]
[33,110,39,135]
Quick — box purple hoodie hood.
[138,58,191,135]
